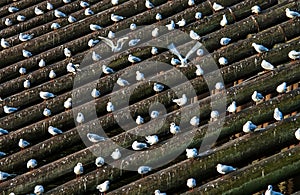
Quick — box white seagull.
[112,0,119,6]
[84,8,94,16]
[188,0,195,6]
[136,115,144,125]
[4,105,18,114]
[5,18,13,26]
[165,20,175,30]
[111,14,125,23]
[80,1,89,8]
[8,6,19,13]
[96,180,110,194]
[187,178,196,191]
[87,133,106,143]
[176,18,186,27]
[171,58,181,66]
[145,0,154,9]
[0,128,8,135]
[215,82,225,92]
[195,64,204,76]
[154,190,166,195]
[0,171,16,182]
[251,5,261,15]
[117,77,130,87]
[90,24,102,31]
[276,82,287,94]
[19,33,33,41]
[145,135,159,145]
[152,28,159,38]
[74,163,84,178]
[252,43,269,54]
[22,50,32,58]
[34,185,44,195]
[220,14,228,27]
[294,128,300,141]
[64,98,72,110]
[170,122,180,135]
[77,112,85,124]
[186,148,198,159]
[51,23,61,30]
[98,36,129,53]
[107,102,114,113]
[153,83,164,93]
[27,159,37,170]
[108,31,115,39]
[95,157,105,167]
[19,138,30,149]
[227,101,236,113]
[54,9,66,18]
[189,30,201,40]
[132,140,148,150]
[216,163,236,174]
[273,108,283,121]
[67,63,80,74]
[128,39,140,47]
[168,42,201,67]
[91,88,100,98]
[47,2,54,10]
[39,59,46,68]
[49,69,56,80]
[68,15,77,23]
[286,8,300,19]
[39,91,55,100]
[88,39,99,47]
[130,23,137,30]
[23,80,31,89]
[195,12,202,19]
[155,13,162,21]
[173,94,187,106]
[288,50,300,60]
[220,37,231,46]
[102,65,114,74]
[242,121,257,133]
[64,48,72,58]
[210,110,220,121]
[251,91,264,103]
[34,7,44,15]
[48,126,63,136]
[1,38,10,49]
[261,60,275,71]
[190,116,200,127]
[92,51,101,61]
[136,71,145,81]
[128,54,141,64]
[43,108,51,117]
[150,111,159,119]
[212,2,224,12]
[265,185,283,195]
[17,15,26,22]
[218,57,228,65]
[138,166,152,177]
[111,148,121,160]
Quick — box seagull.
[0,128,8,135]
[19,33,33,41]
[111,148,121,160]
[243,121,257,133]
[0,171,17,182]
[80,1,89,8]
[251,91,264,103]
[128,54,141,64]
[168,42,201,67]
[265,185,283,195]
[151,47,158,55]
[49,69,56,80]
[252,43,269,55]
[261,60,275,71]
[77,112,85,124]
[188,0,195,6]
[39,59,46,68]
[39,91,55,100]
[0,152,6,157]
[212,2,224,12]
[171,58,181,66]
[4,18,13,26]
[8,6,19,13]
[154,190,166,195]
[136,115,144,125]
[27,159,37,171]
[90,24,102,31]
[117,77,130,87]
[136,71,145,81]
[276,82,287,94]
[189,30,201,40]
[67,63,80,74]
[34,7,44,15]
[186,148,198,159]
[295,128,300,141]
[98,36,128,53]
[108,31,115,39]
[218,57,228,65]
[145,135,159,145]
[64,48,72,58]
[68,15,77,23]
[190,116,200,127]
[285,8,300,19]
[177,18,186,27]
[47,2,54,10]
[107,102,114,113]
[88,39,99,47]
[220,37,231,46]
[195,65,204,76]
[150,111,159,119]
[130,23,137,30]
[128,39,140,47]
[19,138,30,149]
[153,83,164,94]
[87,133,106,143]
[48,126,63,136]
[227,101,236,113]
[74,163,84,178]
[166,20,175,30]
[102,65,114,74]
[170,122,180,135]
[96,180,110,194]
[64,98,72,110]
[54,9,67,18]
[145,0,154,9]
[91,88,100,98]
[187,178,196,191]
[215,82,225,92]
[51,23,61,30]
[3,105,18,114]
[216,163,236,174]
[92,51,101,61]
[95,157,105,167]
[220,14,228,27]
[23,80,31,89]
[274,108,283,121]
[138,166,151,177]
[111,0,118,6]
[22,50,32,58]
[132,140,148,150]
[43,108,51,117]
[155,13,162,21]
[251,5,261,15]
[111,14,125,23]
[288,50,300,61]
[152,28,159,38]
[173,94,187,106]
[210,110,220,121]
[63,0,71,3]
[84,8,94,15]
[17,15,26,22]
[34,185,44,195]
[195,12,202,19]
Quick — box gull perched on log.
[132,140,148,150]
[74,163,83,178]
[274,108,283,121]
[98,36,128,52]
[177,18,186,27]
[242,121,257,133]
[155,13,162,22]
[150,110,159,119]
[251,91,264,103]
[39,91,55,100]
[87,133,106,143]
[43,108,51,117]
[23,80,31,89]
[138,166,152,177]
[91,88,100,98]
[85,8,94,16]
[88,39,99,47]
[153,83,164,94]
[227,101,236,114]
[92,51,101,61]
[220,37,231,46]
[5,18,13,26]
[190,116,200,127]
[195,65,204,77]
[130,23,137,30]
[39,59,46,68]
[213,2,224,12]
[34,185,44,195]
[49,69,56,80]
[102,65,114,74]
[151,47,158,55]
[152,28,159,38]
[173,94,187,106]
[19,138,30,149]
[168,42,201,67]
[251,5,261,15]
[154,190,166,195]
[1,38,10,49]
[4,105,18,114]
[195,12,202,19]
[90,24,102,31]
[261,60,275,71]
[252,43,269,55]
[19,33,33,41]
[145,135,159,145]
[76,112,85,125]
[276,82,287,94]
[285,8,300,19]
[187,178,196,191]
[64,48,72,58]
[128,54,141,64]
[117,77,130,87]
[170,122,180,135]
[210,110,220,121]
[218,57,228,66]
[47,2,54,10]
[216,163,236,174]
[220,14,228,27]
[68,15,77,23]
[145,0,154,9]
[48,126,63,136]
[8,6,19,13]
[95,157,105,167]
[265,185,283,195]
[107,102,114,113]
[0,171,17,182]
[136,115,144,125]
[64,98,72,110]
[22,50,32,58]
[186,148,198,159]
[17,15,26,22]
[51,23,61,30]
[128,39,140,47]
[111,14,125,23]
[165,20,175,30]
[111,148,121,160]
[34,7,44,15]
[288,50,300,61]
[294,128,300,141]
[0,128,8,135]
[27,159,37,171]
[96,180,110,194]
[112,0,118,6]
[67,63,80,74]
[54,9,67,18]
[189,30,201,40]
[108,31,115,39]
[80,1,89,8]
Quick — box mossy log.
[107,113,300,195]
[183,145,300,194]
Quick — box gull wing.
[168,43,184,61]
[185,42,202,60]
[98,36,115,48]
